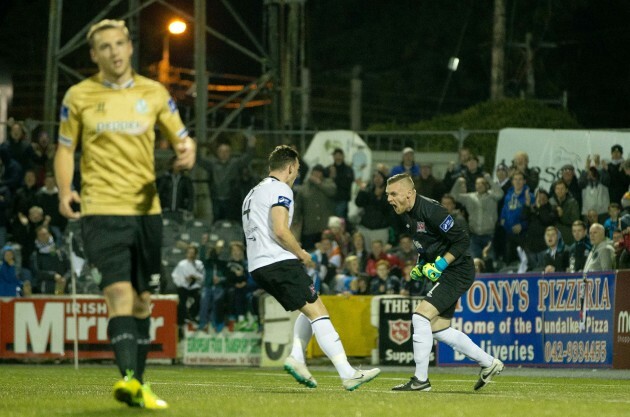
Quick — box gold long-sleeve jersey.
[58,73,188,216]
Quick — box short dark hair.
[572,220,586,229]
[268,145,298,172]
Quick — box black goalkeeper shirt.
[401,195,470,267]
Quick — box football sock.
[310,316,355,379]
[135,316,151,384]
[290,313,312,363]
[412,313,432,382]
[107,316,138,379]
[433,327,494,368]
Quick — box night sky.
[1,0,629,129]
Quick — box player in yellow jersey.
[54,19,196,410]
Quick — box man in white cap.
[390,147,420,177]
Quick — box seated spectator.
[390,233,417,266]
[30,226,70,294]
[566,220,591,272]
[542,226,569,273]
[0,144,23,193]
[30,128,56,187]
[550,179,580,246]
[347,231,369,273]
[365,239,401,277]
[198,240,227,333]
[335,255,360,294]
[349,274,370,295]
[400,261,431,296]
[355,169,392,249]
[523,189,558,270]
[390,147,420,177]
[583,223,615,272]
[6,120,35,171]
[580,166,609,222]
[603,203,621,239]
[451,174,504,258]
[0,245,30,296]
[369,259,400,295]
[616,214,630,269]
[157,156,194,221]
[327,216,351,257]
[172,245,205,335]
[310,232,343,291]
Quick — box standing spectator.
[12,206,49,271]
[414,163,442,201]
[30,129,56,187]
[616,214,630,269]
[451,174,504,258]
[225,241,252,329]
[461,156,485,193]
[603,203,621,239]
[228,165,260,223]
[171,245,204,334]
[523,189,558,270]
[355,170,393,249]
[13,170,39,217]
[289,144,309,187]
[510,151,539,191]
[550,164,581,210]
[0,185,10,248]
[493,163,511,262]
[157,156,195,220]
[542,226,569,273]
[30,226,70,294]
[500,172,531,264]
[566,220,591,272]
[442,147,472,192]
[326,148,355,220]
[550,180,581,246]
[390,147,420,178]
[601,144,629,205]
[198,135,256,222]
[365,239,401,277]
[6,120,34,171]
[0,145,23,193]
[35,173,67,242]
[293,165,336,250]
[579,166,609,221]
[0,245,28,296]
[583,223,615,272]
[198,240,227,333]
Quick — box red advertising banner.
[613,270,630,369]
[0,295,177,359]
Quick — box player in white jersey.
[243,145,380,391]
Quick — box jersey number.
[242,194,253,220]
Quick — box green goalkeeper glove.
[422,256,449,282]
[410,259,426,281]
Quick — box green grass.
[0,365,629,417]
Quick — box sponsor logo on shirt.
[439,215,454,232]
[416,222,426,232]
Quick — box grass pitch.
[0,364,628,417]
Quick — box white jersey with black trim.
[242,176,297,271]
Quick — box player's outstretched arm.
[53,144,81,219]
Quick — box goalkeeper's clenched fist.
[409,259,426,281]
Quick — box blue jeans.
[469,233,493,259]
[198,285,226,331]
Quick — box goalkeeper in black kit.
[385,173,504,391]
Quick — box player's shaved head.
[387,173,415,190]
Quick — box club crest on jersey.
[388,319,411,345]
[277,195,292,208]
[135,99,148,114]
[60,104,69,121]
[416,222,426,232]
[440,215,454,232]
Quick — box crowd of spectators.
[2,119,630,336]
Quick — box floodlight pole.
[43,0,62,139]
[194,0,207,143]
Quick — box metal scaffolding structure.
[43,0,309,145]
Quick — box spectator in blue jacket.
[500,172,531,264]
[0,245,24,296]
